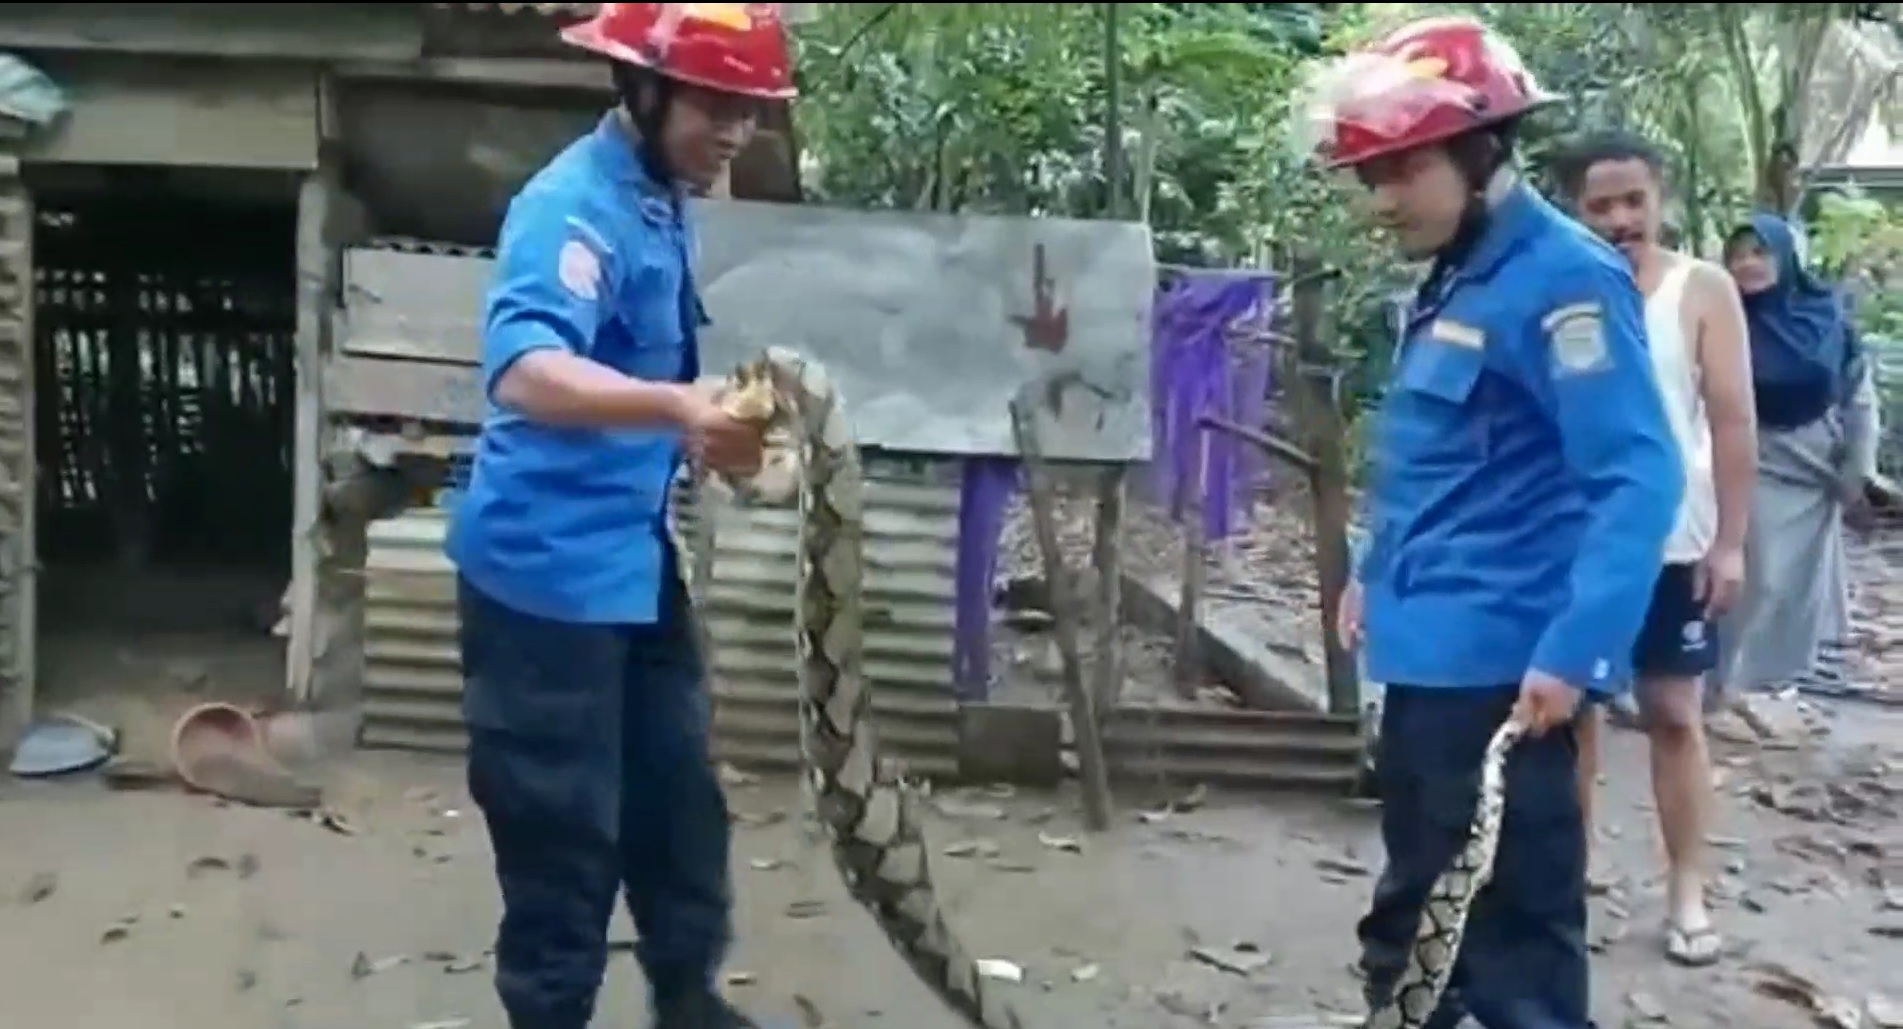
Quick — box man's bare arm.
[1693,260,1757,552]
[494,349,693,429]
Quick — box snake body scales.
[711,349,1526,1029]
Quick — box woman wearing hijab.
[1719,212,1879,698]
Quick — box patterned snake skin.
[1364,719,1525,1029]
[710,348,1524,1029]
[711,348,1024,1029]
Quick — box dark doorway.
[25,165,297,733]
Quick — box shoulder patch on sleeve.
[557,236,603,302]
[1543,301,1609,376]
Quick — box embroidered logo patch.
[1681,620,1708,651]
[557,238,602,302]
[1544,302,1609,375]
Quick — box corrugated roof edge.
[434,4,819,23]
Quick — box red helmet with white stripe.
[1299,16,1555,169]
[561,3,797,101]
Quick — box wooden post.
[285,86,340,707]
[1285,260,1359,716]
[1089,467,1125,712]
[1172,429,1206,700]
[0,156,36,751]
[1008,399,1113,831]
[1100,1,1125,219]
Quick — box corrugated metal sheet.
[361,509,463,753]
[359,460,963,773]
[685,460,962,776]
[1102,706,1364,790]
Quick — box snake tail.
[1363,719,1525,1029]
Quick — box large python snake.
[709,348,1024,1029]
[706,348,1526,1029]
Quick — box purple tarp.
[1147,273,1276,541]
[952,457,1022,697]
[949,270,1277,698]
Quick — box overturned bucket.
[170,702,320,808]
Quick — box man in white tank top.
[1561,133,1757,967]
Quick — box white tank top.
[1644,259,1716,563]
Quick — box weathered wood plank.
[0,4,423,61]
[0,171,33,750]
[286,96,340,705]
[25,55,319,170]
[331,57,610,93]
[325,354,485,426]
[338,248,487,365]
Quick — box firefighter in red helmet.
[1308,17,1680,1029]
[444,6,794,1029]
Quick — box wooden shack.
[0,3,810,751]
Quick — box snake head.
[717,355,781,426]
[711,351,804,506]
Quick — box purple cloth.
[952,457,1021,698]
[1148,272,1276,541]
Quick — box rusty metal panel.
[330,202,1156,460]
[1101,706,1363,791]
[695,202,1153,461]
[360,459,964,772]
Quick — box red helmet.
[561,3,797,101]
[1300,16,1555,169]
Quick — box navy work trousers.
[1357,685,1590,1029]
[459,572,731,1029]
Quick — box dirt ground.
[3,525,1898,1029]
[1,694,1897,1029]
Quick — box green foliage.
[790,2,1893,429]
[1810,187,1903,342]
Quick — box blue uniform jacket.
[1358,182,1682,696]
[446,114,702,625]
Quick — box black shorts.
[1631,562,1718,678]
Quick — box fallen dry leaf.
[1626,989,1667,1022]
[1189,942,1272,976]
[17,871,56,905]
[1037,832,1082,853]
[186,856,231,879]
[350,951,409,979]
